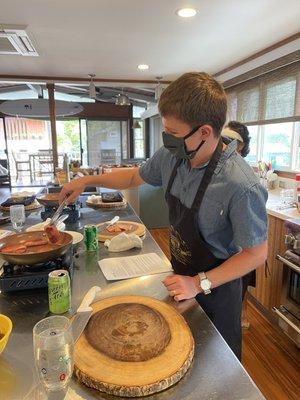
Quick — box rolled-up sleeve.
[229,183,268,249]
[139,147,165,187]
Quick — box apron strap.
[191,139,223,211]
[165,158,182,198]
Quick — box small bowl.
[0,314,13,354]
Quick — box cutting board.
[86,198,127,209]
[97,220,145,242]
[74,295,194,397]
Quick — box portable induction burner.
[0,248,74,292]
[41,202,81,223]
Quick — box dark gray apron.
[165,139,242,359]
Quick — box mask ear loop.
[183,125,205,160]
[186,140,205,160]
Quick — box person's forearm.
[80,167,142,190]
[204,242,267,289]
[163,242,267,301]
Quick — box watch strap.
[199,272,207,281]
[198,272,211,295]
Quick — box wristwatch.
[198,272,212,295]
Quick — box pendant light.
[155,76,164,101]
[88,74,96,99]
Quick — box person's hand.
[162,274,201,302]
[59,178,86,204]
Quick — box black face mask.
[162,125,205,160]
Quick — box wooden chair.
[0,159,10,186]
[12,150,32,181]
[33,149,54,180]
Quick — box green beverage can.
[84,224,99,251]
[48,270,71,314]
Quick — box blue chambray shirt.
[139,140,268,259]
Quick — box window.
[245,125,259,164]
[261,122,293,169]
[245,122,299,171]
[226,61,300,171]
[132,106,146,159]
[56,119,81,164]
[149,116,163,156]
[85,120,127,166]
[133,119,145,159]
[0,118,6,159]
[294,122,300,171]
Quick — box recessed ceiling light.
[138,64,149,70]
[176,8,197,18]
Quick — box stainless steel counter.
[0,199,265,400]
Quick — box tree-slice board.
[86,198,127,209]
[97,221,146,242]
[74,295,194,397]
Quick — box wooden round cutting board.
[97,220,146,242]
[74,295,194,397]
[86,198,127,209]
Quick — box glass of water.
[280,189,295,205]
[33,316,74,393]
[10,204,25,232]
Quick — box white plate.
[26,221,48,232]
[26,221,66,232]
[65,231,83,245]
[0,229,13,240]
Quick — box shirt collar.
[214,140,238,174]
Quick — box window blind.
[225,60,300,125]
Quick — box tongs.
[49,197,68,226]
[96,216,120,233]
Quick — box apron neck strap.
[191,138,223,211]
[166,158,182,197]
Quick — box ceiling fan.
[115,88,131,106]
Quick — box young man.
[60,72,268,359]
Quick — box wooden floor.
[149,228,300,400]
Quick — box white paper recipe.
[98,253,172,280]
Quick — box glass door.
[0,118,10,185]
[56,119,81,167]
[4,117,53,186]
[84,120,128,167]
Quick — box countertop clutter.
[266,189,299,221]
[0,198,265,400]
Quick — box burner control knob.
[284,234,295,245]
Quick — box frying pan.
[37,193,60,207]
[0,231,73,265]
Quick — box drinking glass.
[10,204,25,232]
[33,316,74,393]
[280,189,295,205]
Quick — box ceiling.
[0,82,156,107]
[0,0,299,81]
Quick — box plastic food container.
[0,314,13,354]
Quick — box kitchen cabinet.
[249,214,287,311]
